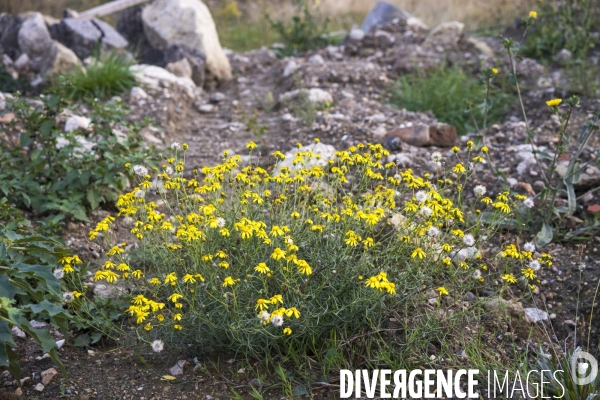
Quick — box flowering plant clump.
[85,141,537,358]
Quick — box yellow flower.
[522,268,536,280]
[452,163,466,173]
[255,298,271,311]
[442,244,452,252]
[271,248,286,261]
[173,313,182,321]
[218,261,229,269]
[246,141,257,150]
[167,293,183,303]
[451,146,460,153]
[290,211,300,219]
[144,323,153,331]
[501,274,517,284]
[157,314,165,322]
[183,274,196,284]
[285,307,300,319]
[107,245,125,256]
[529,10,537,18]
[436,286,449,296]
[174,324,182,330]
[546,98,562,107]
[365,276,380,289]
[411,248,426,259]
[222,276,236,287]
[491,68,498,75]
[362,237,374,249]
[254,263,271,274]
[220,228,230,237]
[283,327,292,335]
[481,146,489,153]
[149,278,161,285]
[296,259,312,275]
[270,294,283,305]
[132,270,143,279]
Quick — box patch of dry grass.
[3,0,537,31]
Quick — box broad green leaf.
[0,276,17,300]
[533,222,553,247]
[293,384,308,396]
[22,300,72,319]
[39,120,54,136]
[87,187,101,210]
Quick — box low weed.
[0,93,155,221]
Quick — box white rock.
[209,92,226,103]
[29,320,49,329]
[423,21,464,48]
[130,86,148,101]
[278,142,336,170]
[169,360,187,376]
[14,53,30,70]
[56,339,65,349]
[142,0,232,81]
[198,104,215,113]
[349,28,365,41]
[34,383,45,392]
[11,326,26,339]
[308,54,325,65]
[524,308,549,323]
[131,65,196,97]
[406,16,429,31]
[18,13,56,73]
[64,115,91,133]
[166,58,192,79]
[283,60,299,77]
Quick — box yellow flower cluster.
[85,140,525,348]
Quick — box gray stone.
[209,92,226,103]
[169,360,187,376]
[166,58,192,79]
[57,18,128,60]
[360,1,411,33]
[349,28,365,41]
[0,13,23,60]
[142,0,231,81]
[554,48,572,65]
[524,308,549,323]
[163,44,206,86]
[18,13,57,73]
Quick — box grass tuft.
[389,67,515,135]
[60,52,136,101]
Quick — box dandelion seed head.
[463,234,475,246]
[133,165,148,176]
[271,315,284,327]
[523,242,535,252]
[151,339,164,353]
[473,185,486,197]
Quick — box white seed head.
[431,151,442,162]
[132,165,148,176]
[53,268,65,279]
[473,185,486,197]
[62,292,75,302]
[463,234,475,246]
[257,311,270,322]
[523,242,535,252]
[419,206,432,217]
[170,142,182,150]
[427,227,440,237]
[271,315,284,327]
[529,260,541,271]
[415,191,429,203]
[151,339,164,353]
[523,198,534,208]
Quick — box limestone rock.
[18,13,57,73]
[64,116,91,133]
[41,368,58,385]
[142,0,232,81]
[50,41,82,75]
[163,44,206,87]
[0,13,23,60]
[423,21,464,48]
[280,88,333,105]
[131,64,196,97]
[524,308,549,323]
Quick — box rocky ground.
[1,4,600,400]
